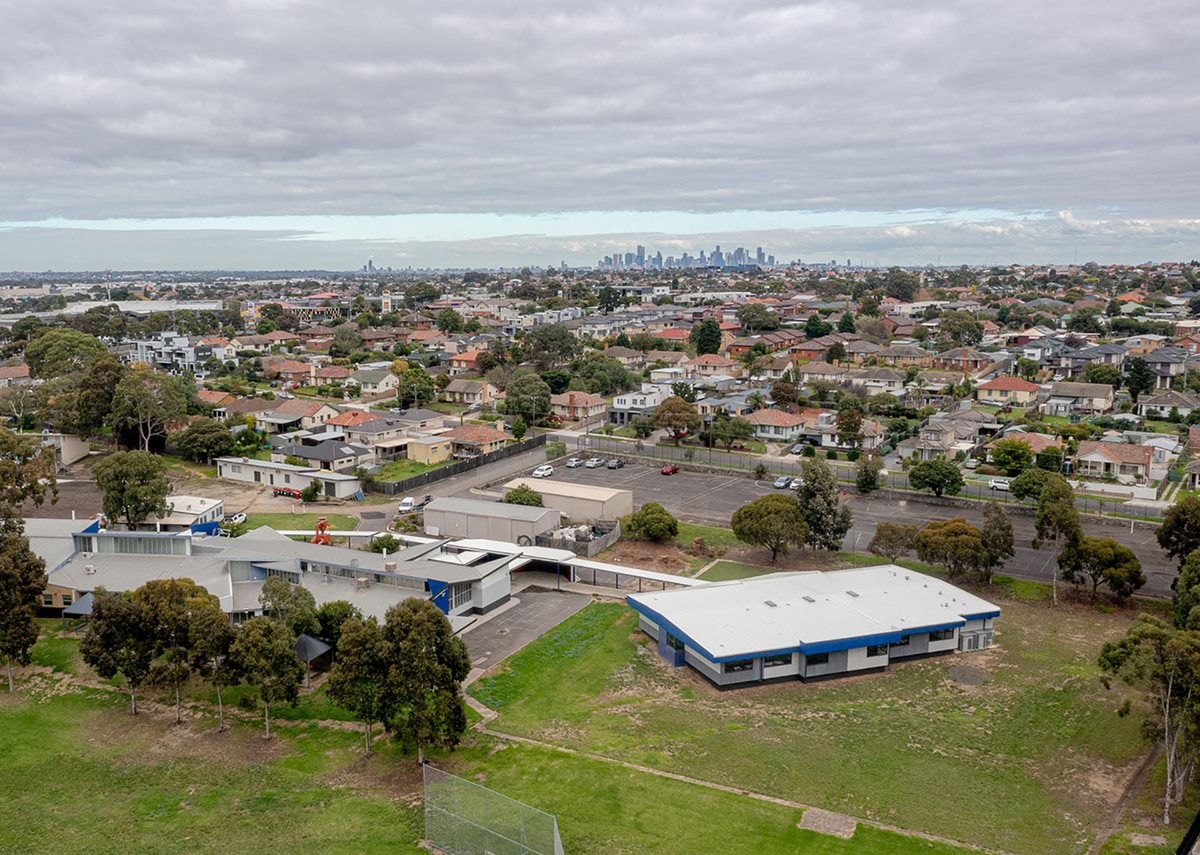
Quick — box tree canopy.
[908,459,963,497]
[230,616,304,739]
[1159,496,1200,569]
[1059,536,1145,600]
[731,494,808,563]
[24,328,107,379]
[627,502,678,542]
[93,451,170,531]
[796,458,852,551]
[653,396,699,445]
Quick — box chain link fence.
[424,765,564,855]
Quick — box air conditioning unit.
[81,552,93,560]
[84,565,96,575]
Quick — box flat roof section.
[502,479,631,502]
[627,566,1000,663]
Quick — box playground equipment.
[310,517,331,545]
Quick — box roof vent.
[84,564,96,575]
[765,600,778,608]
[802,596,816,603]
[847,590,859,597]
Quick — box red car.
[660,464,679,475]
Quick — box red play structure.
[310,517,331,545]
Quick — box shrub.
[754,463,769,479]
[825,450,838,460]
[802,445,816,457]
[846,449,860,461]
[504,484,544,507]
[545,441,567,460]
[627,502,679,542]
[299,482,321,503]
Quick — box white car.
[398,496,417,513]
[531,465,554,478]
[584,457,605,468]
[988,478,1011,491]
[566,457,583,468]
[225,512,247,526]
[789,477,804,490]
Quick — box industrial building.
[501,478,633,522]
[627,567,999,687]
[422,497,561,543]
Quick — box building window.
[805,652,829,666]
[764,653,792,668]
[42,594,54,606]
[666,633,685,652]
[723,659,754,674]
[866,644,888,657]
[929,629,956,642]
[449,582,473,611]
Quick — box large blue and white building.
[627,566,999,687]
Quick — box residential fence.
[423,764,564,855]
[368,434,547,496]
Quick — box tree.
[771,381,798,411]
[258,576,318,638]
[23,328,106,379]
[731,494,808,563]
[856,453,884,493]
[0,427,57,516]
[868,522,919,562]
[1126,357,1155,404]
[736,303,779,333]
[300,482,321,503]
[689,318,722,355]
[837,312,856,333]
[1098,615,1200,825]
[835,407,864,448]
[0,521,47,691]
[630,415,655,439]
[914,519,989,582]
[1175,551,1200,630]
[980,502,1015,582]
[504,373,551,423]
[366,533,402,554]
[327,616,388,755]
[825,341,847,364]
[796,458,853,550]
[653,396,699,445]
[189,598,237,731]
[885,268,919,301]
[522,324,577,370]
[597,285,621,314]
[110,367,187,451]
[331,326,363,356]
[908,459,964,497]
[541,369,572,394]
[1158,496,1200,569]
[1035,446,1065,474]
[1036,475,1082,605]
[1081,363,1122,389]
[670,381,697,404]
[627,502,678,542]
[397,366,436,408]
[1068,308,1104,334]
[436,308,464,334]
[1011,467,1055,501]
[379,598,471,763]
[1016,357,1040,380]
[503,483,543,507]
[315,600,363,650]
[938,311,984,346]
[173,418,234,464]
[404,282,440,309]
[1059,536,1145,600]
[804,313,833,339]
[230,616,304,739]
[93,451,170,531]
[990,438,1033,476]
[710,414,755,451]
[135,578,216,723]
[80,592,156,715]
[511,417,527,441]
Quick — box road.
[533,461,1179,598]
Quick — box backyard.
[377,458,444,482]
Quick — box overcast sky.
[2,0,1198,270]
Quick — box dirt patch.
[321,751,424,802]
[1128,832,1168,846]
[949,665,987,687]
[799,807,857,838]
[595,540,692,574]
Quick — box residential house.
[878,344,932,368]
[913,411,995,461]
[603,346,646,369]
[0,364,32,388]
[760,357,794,381]
[1138,390,1200,420]
[214,457,362,498]
[265,358,314,385]
[1060,344,1128,377]
[255,399,340,434]
[1041,382,1115,417]
[197,389,235,419]
[441,424,508,458]
[272,439,374,473]
[646,350,689,368]
[688,354,740,378]
[975,376,1041,406]
[987,430,1062,463]
[795,361,847,386]
[847,367,906,395]
[1073,441,1152,484]
[843,340,881,363]
[1142,347,1188,389]
[609,383,670,426]
[314,365,354,384]
[350,368,400,396]
[441,379,494,408]
[449,350,485,376]
[550,391,608,423]
[932,347,990,373]
[744,408,807,443]
[132,331,233,376]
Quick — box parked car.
[272,487,302,499]
[964,458,980,469]
[225,512,247,526]
[988,478,1011,491]
[789,444,807,455]
[532,464,554,478]
[661,464,679,475]
[606,459,624,469]
[789,477,804,490]
[566,457,583,468]
[773,475,792,489]
[397,495,433,514]
[585,457,605,468]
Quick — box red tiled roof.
[977,376,1040,392]
[0,364,31,380]
[327,410,380,427]
[443,424,508,445]
[1075,441,1152,468]
[745,409,806,427]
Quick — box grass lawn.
[242,513,359,533]
[471,599,1155,854]
[158,454,218,479]
[427,402,467,414]
[699,560,793,581]
[377,458,443,482]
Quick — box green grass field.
[242,513,359,533]
[471,599,1156,854]
[377,458,443,482]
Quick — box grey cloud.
[2,0,1199,224]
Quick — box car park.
[988,478,1011,491]
[566,457,583,468]
[585,457,605,468]
[773,475,792,489]
[607,459,624,469]
[661,464,679,475]
[532,464,554,478]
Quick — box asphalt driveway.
[463,588,590,674]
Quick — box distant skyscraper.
[636,245,646,266]
[756,246,765,264]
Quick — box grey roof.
[62,591,93,617]
[426,496,559,523]
[25,518,86,573]
[294,633,333,662]
[280,439,371,463]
